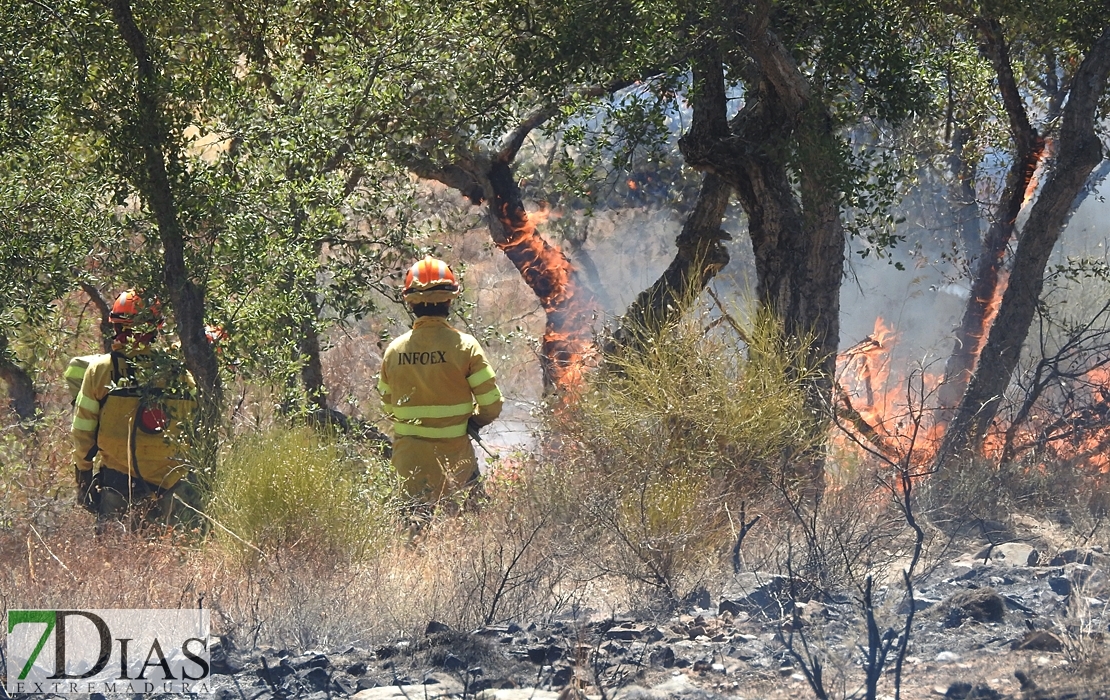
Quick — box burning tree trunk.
[413,151,600,392]
[937,19,1046,419]
[935,27,1110,471]
[487,160,597,390]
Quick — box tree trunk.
[795,109,846,393]
[935,27,1110,470]
[299,289,328,413]
[680,29,842,414]
[947,126,982,260]
[677,26,840,489]
[487,160,598,390]
[937,19,1045,419]
[413,152,600,392]
[106,0,222,458]
[609,55,732,352]
[0,332,37,423]
[608,172,731,352]
[79,282,115,352]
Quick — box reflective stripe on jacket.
[71,350,196,489]
[378,316,503,440]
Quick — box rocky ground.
[187,529,1109,700]
[11,529,1110,700]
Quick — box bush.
[552,303,823,603]
[204,426,400,561]
[576,305,821,489]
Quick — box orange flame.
[978,269,1008,343]
[1021,137,1052,210]
[495,202,597,392]
[1021,170,1039,210]
[837,315,1110,476]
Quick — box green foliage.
[574,303,821,487]
[0,0,54,151]
[0,125,117,382]
[777,0,936,124]
[553,301,824,601]
[204,426,400,560]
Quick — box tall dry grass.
[0,412,593,649]
[545,304,825,601]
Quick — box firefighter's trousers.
[392,435,479,504]
[95,467,202,532]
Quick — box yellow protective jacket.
[72,348,196,490]
[378,316,503,500]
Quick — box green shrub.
[205,426,400,561]
[551,302,823,603]
[572,303,821,489]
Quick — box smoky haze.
[563,173,1109,370]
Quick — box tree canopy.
[2,0,1109,478]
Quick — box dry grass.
[920,450,1110,543]
[203,425,400,563]
[0,416,594,648]
[542,303,829,606]
[5,290,1110,678]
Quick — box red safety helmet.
[402,256,460,304]
[109,289,162,328]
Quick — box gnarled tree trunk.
[609,56,733,351]
[677,17,843,489]
[107,0,222,463]
[607,172,731,353]
[679,22,844,420]
[937,19,1045,419]
[487,160,598,390]
[935,27,1110,470]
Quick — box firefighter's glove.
[75,466,98,512]
[467,417,483,440]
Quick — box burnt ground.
[10,524,1109,700]
[207,529,1109,700]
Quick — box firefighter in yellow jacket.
[72,290,197,527]
[378,257,503,504]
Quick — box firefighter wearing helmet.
[71,289,198,528]
[378,257,503,506]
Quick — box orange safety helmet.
[402,256,460,304]
[108,289,162,328]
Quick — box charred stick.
[730,502,761,573]
[834,382,897,458]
